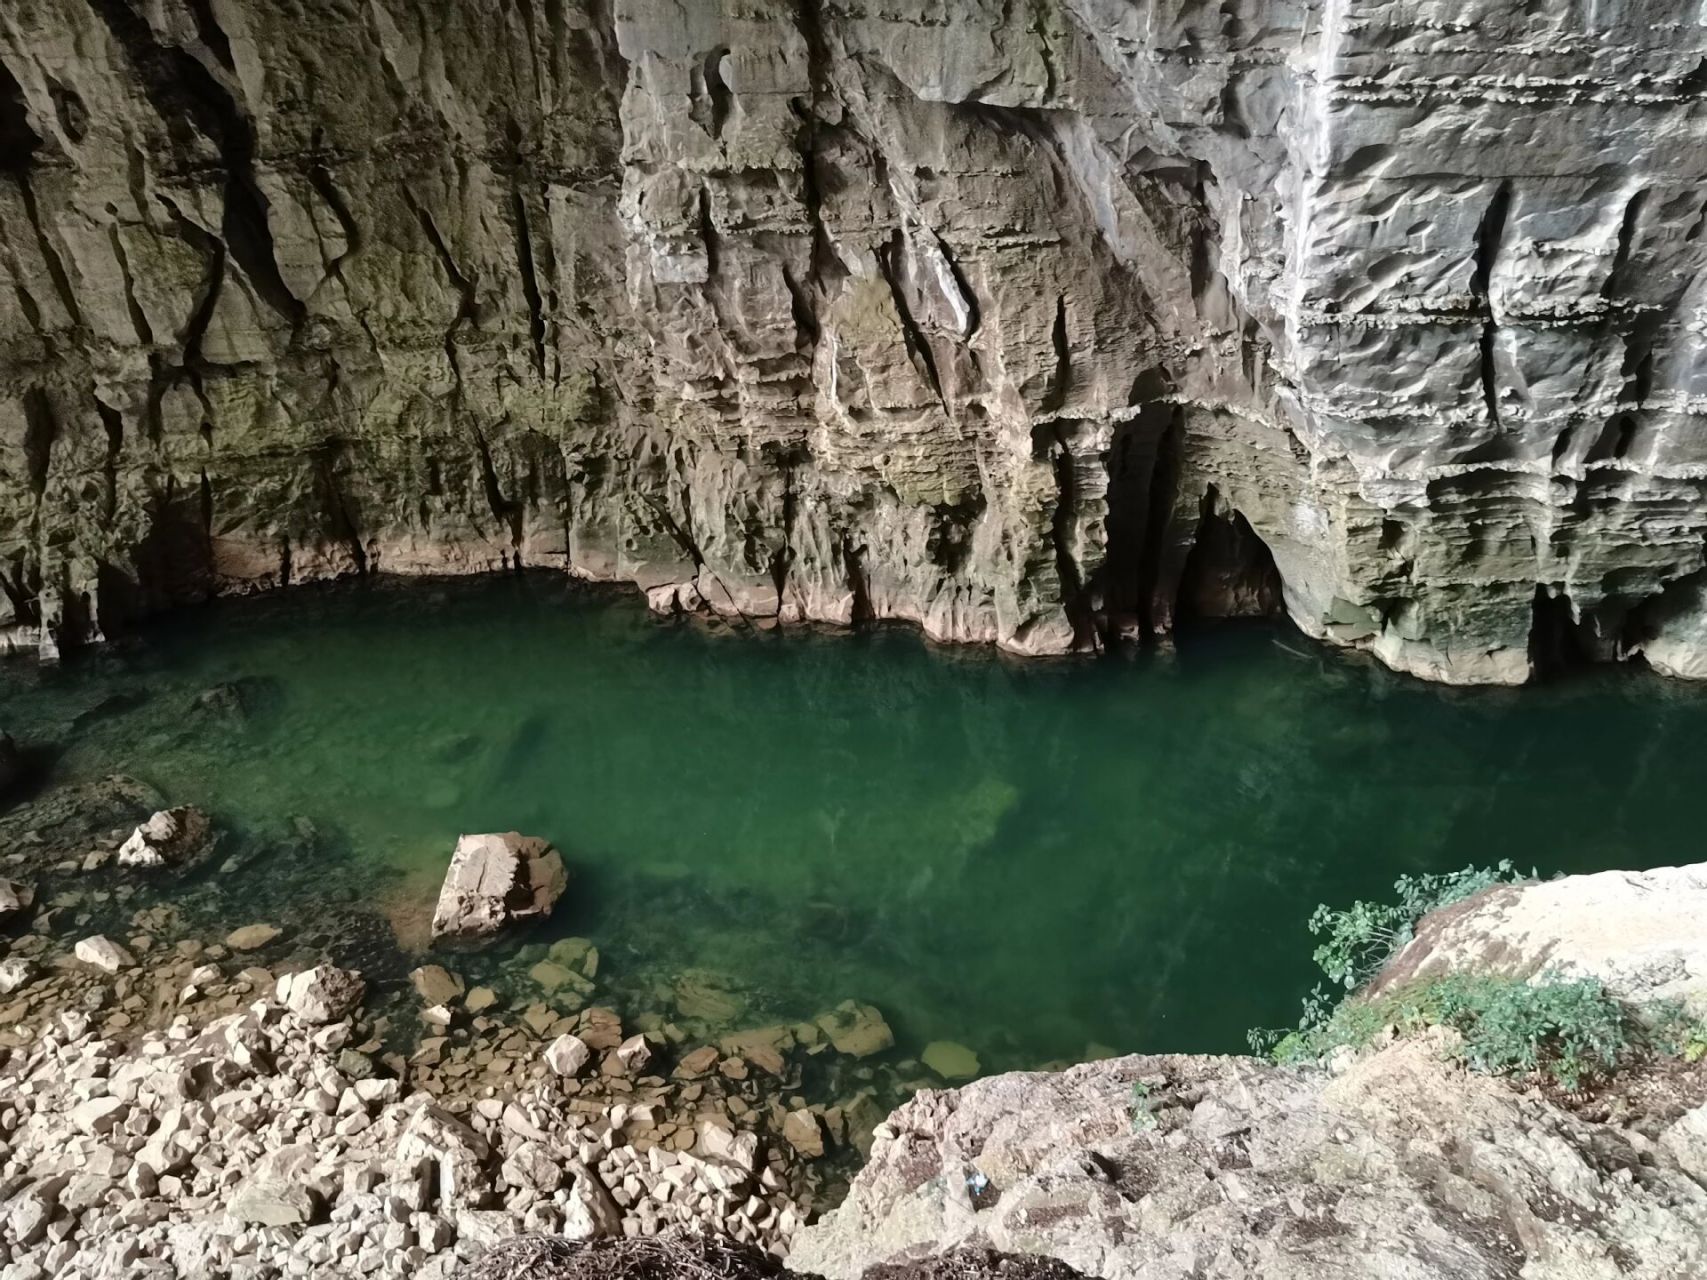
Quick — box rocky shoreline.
[8,756,1707,1280]
[0,779,943,1278]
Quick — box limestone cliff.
[3,0,1706,681]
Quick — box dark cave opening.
[1174,496,1284,624]
[1528,586,1591,680]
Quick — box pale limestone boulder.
[430,832,567,946]
[560,1167,622,1241]
[74,935,134,973]
[794,1038,1707,1280]
[276,964,365,1024]
[410,964,465,1006]
[781,1108,825,1159]
[1375,863,1707,1013]
[228,1145,319,1227]
[544,1033,591,1077]
[116,807,214,871]
[614,1033,651,1074]
[395,1106,491,1211]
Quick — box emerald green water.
[0,575,1693,1073]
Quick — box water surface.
[0,575,1694,1074]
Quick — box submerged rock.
[116,806,214,872]
[225,923,284,951]
[544,1032,592,1077]
[411,964,467,1005]
[921,1040,981,1081]
[430,832,568,946]
[816,1001,895,1058]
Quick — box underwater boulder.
[430,831,568,946]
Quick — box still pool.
[0,574,1695,1075]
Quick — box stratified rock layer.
[3,1,1707,682]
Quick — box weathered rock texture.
[1374,863,1707,1014]
[3,1,1707,682]
[791,1037,1707,1280]
[431,832,568,946]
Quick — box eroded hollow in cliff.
[1529,586,1592,679]
[1174,494,1284,626]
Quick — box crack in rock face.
[2,0,1707,683]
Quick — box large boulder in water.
[116,807,214,871]
[431,832,568,946]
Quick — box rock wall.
[3,0,1707,681]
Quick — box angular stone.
[70,1096,127,1136]
[815,1001,894,1058]
[697,1122,760,1173]
[224,924,283,952]
[615,1033,652,1074]
[229,1145,320,1227]
[674,1046,721,1079]
[410,965,466,1006]
[561,1167,623,1241]
[395,1106,492,1211]
[782,1108,826,1159]
[277,964,365,1024]
[430,833,568,945]
[0,877,33,924]
[116,807,214,871]
[545,1033,592,1077]
[0,955,37,994]
[74,935,135,974]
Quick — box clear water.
[0,574,1695,1074]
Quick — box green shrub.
[1248,860,1532,1057]
[1310,860,1531,992]
[1244,861,1707,1091]
[1268,972,1630,1091]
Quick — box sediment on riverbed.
[0,776,932,1278]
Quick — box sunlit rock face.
[1,0,1704,682]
